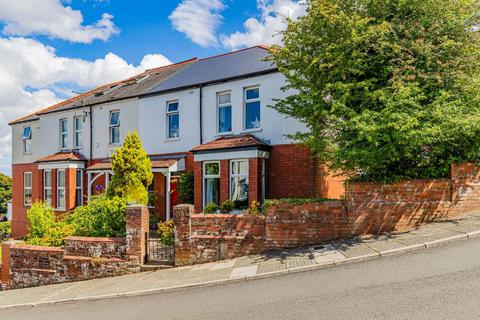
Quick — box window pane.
[205,162,219,176]
[168,102,178,112]
[76,170,82,188]
[231,161,248,175]
[75,189,82,206]
[24,140,32,153]
[22,127,31,139]
[24,173,32,188]
[204,178,220,206]
[58,171,65,187]
[168,114,179,138]
[25,190,32,206]
[218,106,232,133]
[246,88,259,100]
[45,190,52,206]
[218,93,231,105]
[61,134,68,149]
[109,112,120,126]
[58,190,65,208]
[245,101,261,129]
[75,117,82,130]
[44,171,51,188]
[75,132,82,147]
[111,127,120,144]
[61,120,68,133]
[230,177,249,205]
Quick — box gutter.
[199,85,203,145]
[89,105,93,162]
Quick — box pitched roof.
[87,158,179,171]
[9,58,197,125]
[191,134,270,152]
[146,46,276,94]
[36,151,86,163]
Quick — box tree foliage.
[269,0,480,181]
[178,172,194,204]
[0,173,12,214]
[107,131,153,204]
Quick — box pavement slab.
[337,241,379,259]
[229,265,258,279]
[363,240,407,253]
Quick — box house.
[9,46,345,238]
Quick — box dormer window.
[109,111,120,145]
[22,126,32,154]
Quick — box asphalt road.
[3,238,480,320]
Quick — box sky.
[0,0,307,175]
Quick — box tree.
[107,131,153,204]
[269,0,480,181]
[0,173,12,214]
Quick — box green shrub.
[248,200,262,215]
[67,196,127,238]
[157,220,174,245]
[107,131,153,205]
[204,203,220,214]
[27,220,75,247]
[0,221,11,239]
[220,199,235,213]
[179,172,194,204]
[27,201,56,239]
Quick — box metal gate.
[145,233,175,265]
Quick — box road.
[3,238,480,320]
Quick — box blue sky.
[0,0,306,174]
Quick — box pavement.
[2,212,480,311]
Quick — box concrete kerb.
[1,226,480,311]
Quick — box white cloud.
[221,0,307,50]
[0,37,172,174]
[169,0,226,47]
[0,0,119,43]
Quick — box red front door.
[170,178,180,217]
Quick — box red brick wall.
[219,159,229,204]
[249,158,261,202]
[268,144,346,200]
[194,161,203,213]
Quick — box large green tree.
[0,173,12,214]
[270,0,480,181]
[107,131,153,204]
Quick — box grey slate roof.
[146,46,276,94]
[10,46,276,124]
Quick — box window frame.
[109,110,121,145]
[229,159,249,203]
[203,161,220,208]
[43,170,52,206]
[243,86,261,131]
[166,101,180,139]
[22,126,32,154]
[75,169,83,207]
[217,91,232,134]
[57,169,66,210]
[24,171,32,207]
[73,116,83,149]
[59,118,68,150]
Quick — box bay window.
[57,169,66,209]
[203,161,220,207]
[44,170,52,206]
[230,160,249,208]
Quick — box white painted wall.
[91,98,140,159]
[11,120,40,164]
[39,108,91,160]
[201,72,307,145]
[139,88,201,155]
[7,201,12,221]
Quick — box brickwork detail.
[1,205,149,290]
[175,163,480,266]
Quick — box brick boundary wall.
[1,205,149,290]
[174,163,480,266]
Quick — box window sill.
[165,137,181,142]
[108,143,121,147]
[73,146,83,150]
[23,153,32,156]
[215,131,234,137]
[242,128,262,134]
[55,208,66,212]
